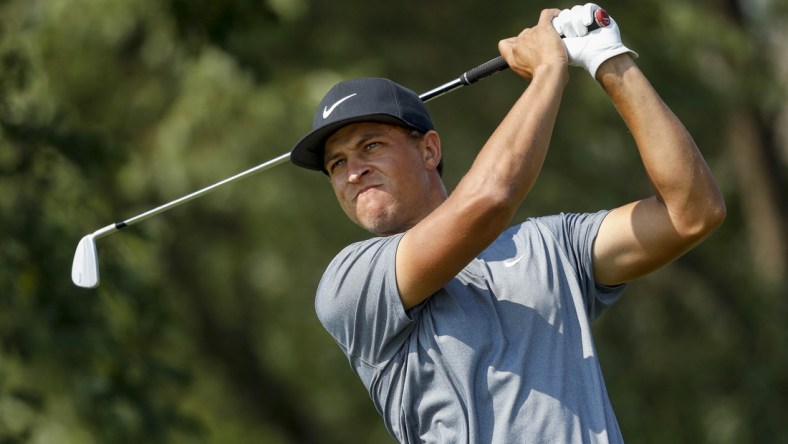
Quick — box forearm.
[452,64,568,227]
[394,10,572,309]
[598,55,725,236]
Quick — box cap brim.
[290,114,411,171]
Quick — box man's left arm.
[592,53,726,286]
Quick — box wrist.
[532,62,569,87]
[595,52,637,82]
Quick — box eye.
[364,141,381,152]
[326,158,345,175]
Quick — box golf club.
[70,58,511,289]
[72,9,610,288]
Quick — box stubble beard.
[351,195,408,236]
[357,206,400,236]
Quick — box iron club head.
[72,234,100,288]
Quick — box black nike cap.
[290,78,434,172]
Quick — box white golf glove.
[552,4,638,79]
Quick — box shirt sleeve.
[314,234,416,367]
[538,211,627,320]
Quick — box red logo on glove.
[594,8,611,28]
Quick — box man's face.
[324,122,436,235]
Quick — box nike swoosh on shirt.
[322,93,357,119]
[503,254,526,268]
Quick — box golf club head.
[72,234,100,288]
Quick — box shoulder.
[315,233,416,365]
[315,234,405,321]
[324,234,404,277]
[520,211,610,243]
[512,211,612,271]
[527,211,610,230]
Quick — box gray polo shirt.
[316,211,626,443]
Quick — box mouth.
[353,185,380,202]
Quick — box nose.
[347,157,371,184]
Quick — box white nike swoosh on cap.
[323,93,357,119]
[503,253,526,268]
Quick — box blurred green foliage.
[0,0,785,442]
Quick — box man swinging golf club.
[290,4,725,442]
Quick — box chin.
[350,201,392,234]
[358,211,404,236]
[361,219,397,236]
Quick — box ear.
[421,130,442,171]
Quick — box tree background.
[0,0,785,442]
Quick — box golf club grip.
[461,57,510,85]
[461,8,609,85]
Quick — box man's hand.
[552,3,598,37]
[553,3,638,79]
[498,9,568,80]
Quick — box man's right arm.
[395,9,568,309]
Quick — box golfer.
[290,5,725,443]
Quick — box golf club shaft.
[94,57,516,237]
[123,152,290,227]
